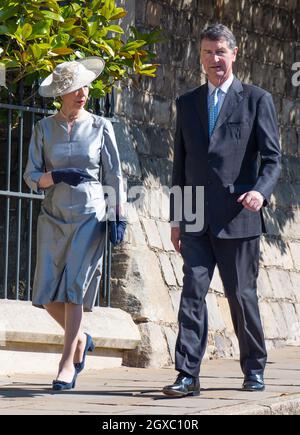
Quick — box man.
[163,24,281,397]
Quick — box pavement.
[0,346,299,415]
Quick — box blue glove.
[109,215,127,246]
[52,168,93,186]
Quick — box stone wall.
[111,0,300,367]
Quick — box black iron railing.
[0,82,115,306]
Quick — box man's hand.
[237,190,264,212]
[171,227,181,253]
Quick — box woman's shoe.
[74,333,95,374]
[52,369,77,391]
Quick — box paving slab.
[0,346,299,415]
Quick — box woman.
[24,57,126,390]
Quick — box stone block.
[293,304,300,338]
[169,289,182,314]
[263,208,300,238]
[259,301,280,339]
[261,238,294,270]
[169,9,191,39]
[131,125,151,155]
[267,269,295,301]
[289,242,300,271]
[282,98,297,125]
[289,272,300,303]
[281,126,298,156]
[156,221,175,251]
[214,334,235,359]
[146,126,171,159]
[265,340,275,353]
[137,186,171,221]
[114,247,176,323]
[206,292,226,332]
[146,1,162,27]
[144,188,161,220]
[181,0,196,10]
[159,253,177,286]
[271,302,288,339]
[169,253,184,286]
[163,325,177,364]
[218,297,234,334]
[280,155,300,183]
[230,334,240,358]
[150,97,171,126]
[135,0,147,23]
[281,302,299,341]
[139,156,173,188]
[280,211,300,241]
[271,182,297,209]
[125,222,147,247]
[262,207,285,237]
[113,121,142,178]
[257,268,273,299]
[141,218,163,249]
[123,322,171,368]
[160,187,172,222]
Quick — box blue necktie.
[209,88,220,138]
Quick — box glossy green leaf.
[0,6,19,22]
[51,47,74,55]
[41,11,64,22]
[30,20,51,37]
[105,25,124,34]
[21,23,32,39]
[52,33,70,47]
[0,24,9,34]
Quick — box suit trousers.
[175,228,267,378]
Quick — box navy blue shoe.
[52,369,77,391]
[163,373,200,397]
[74,333,95,374]
[242,374,265,391]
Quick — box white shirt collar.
[208,74,234,96]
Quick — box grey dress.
[24,113,125,311]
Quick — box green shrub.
[0,0,160,97]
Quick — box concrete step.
[0,300,141,374]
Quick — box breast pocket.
[227,122,242,140]
[228,121,251,149]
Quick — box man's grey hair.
[200,24,237,50]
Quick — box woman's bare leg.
[55,303,83,382]
[44,302,87,370]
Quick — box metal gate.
[0,82,115,306]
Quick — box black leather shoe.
[242,374,265,391]
[162,373,200,397]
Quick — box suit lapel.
[192,84,209,144]
[213,77,244,133]
[189,78,244,145]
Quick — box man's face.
[200,37,238,86]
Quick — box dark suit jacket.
[170,77,281,238]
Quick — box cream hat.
[39,56,105,97]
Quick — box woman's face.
[61,86,89,109]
